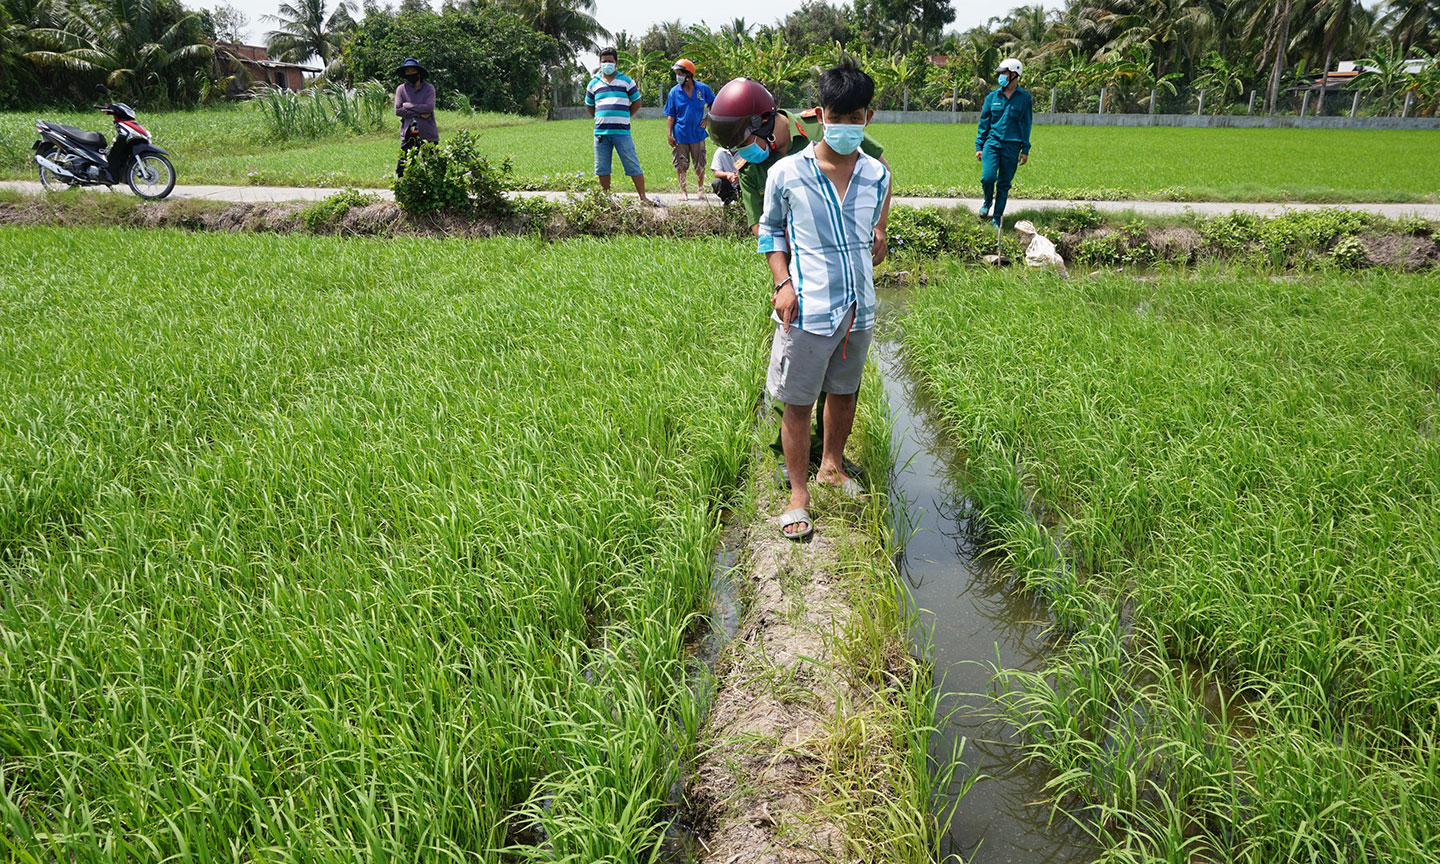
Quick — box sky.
[223,0,1066,50]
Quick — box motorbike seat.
[49,123,106,148]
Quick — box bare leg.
[633,173,648,203]
[598,174,611,193]
[676,169,688,198]
[782,403,814,536]
[815,392,858,487]
[695,166,706,196]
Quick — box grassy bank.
[4,105,1438,201]
[902,265,1440,861]
[0,227,769,860]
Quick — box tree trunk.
[1150,88,1157,114]
[1300,90,1310,116]
[1248,90,1256,114]
[952,79,958,114]
[1197,89,1205,115]
[1317,46,1333,115]
[1350,90,1360,117]
[1265,0,1294,116]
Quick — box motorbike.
[32,97,176,199]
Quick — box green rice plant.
[905,265,1440,861]
[0,228,771,862]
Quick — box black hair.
[599,47,618,61]
[817,60,874,115]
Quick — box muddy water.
[873,291,1095,864]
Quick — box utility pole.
[1350,90,1360,117]
[1247,90,1256,114]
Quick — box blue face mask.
[821,110,866,155]
[998,73,1009,87]
[735,138,769,163]
[600,62,616,76]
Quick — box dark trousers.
[980,140,1022,222]
[711,176,738,204]
[396,130,427,177]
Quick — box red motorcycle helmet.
[709,78,777,149]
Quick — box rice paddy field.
[902,265,1440,861]
[3,105,1439,201]
[0,226,770,860]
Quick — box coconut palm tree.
[504,0,608,58]
[1302,0,1360,113]
[1382,0,1440,54]
[263,0,354,65]
[26,0,212,103]
[1078,0,1215,78]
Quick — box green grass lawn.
[0,226,769,861]
[903,265,1440,861]
[4,104,1438,201]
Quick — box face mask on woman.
[821,110,866,155]
[600,61,617,76]
[735,138,770,163]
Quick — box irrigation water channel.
[663,288,1095,862]
[872,287,1094,864]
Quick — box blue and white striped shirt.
[757,143,890,335]
[585,73,641,136]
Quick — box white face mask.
[676,74,686,85]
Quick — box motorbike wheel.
[35,144,75,192]
[127,153,176,200]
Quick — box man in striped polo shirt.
[585,47,659,206]
[758,61,890,540]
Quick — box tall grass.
[903,265,1440,861]
[0,228,769,862]
[252,81,392,140]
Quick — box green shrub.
[1396,215,1433,236]
[392,131,512,219]
[1329,235,1370,269]
[1053,202,1102,233]
[299,189,383,232]
[1075,221,1152,267]
[886,207,993,260]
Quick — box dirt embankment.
[0,192,749,241]
[689,469,921,863]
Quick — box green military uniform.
[739,109,885,228]
[738,109,886,474]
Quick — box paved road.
[5,180,1439,219]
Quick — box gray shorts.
[766,314,873,406]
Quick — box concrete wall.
[552,105,1440,130]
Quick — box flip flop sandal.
[779,508,814,540]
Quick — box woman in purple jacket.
[394,58,437,176]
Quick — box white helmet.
[998,58,1023,77]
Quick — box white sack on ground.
[1014,220,1069,277]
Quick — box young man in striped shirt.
[758,61,890,540]
[585,47,659,206]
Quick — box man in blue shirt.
[974,57,1033,228]
[664,58,714,200]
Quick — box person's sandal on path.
[755,60,890,539]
